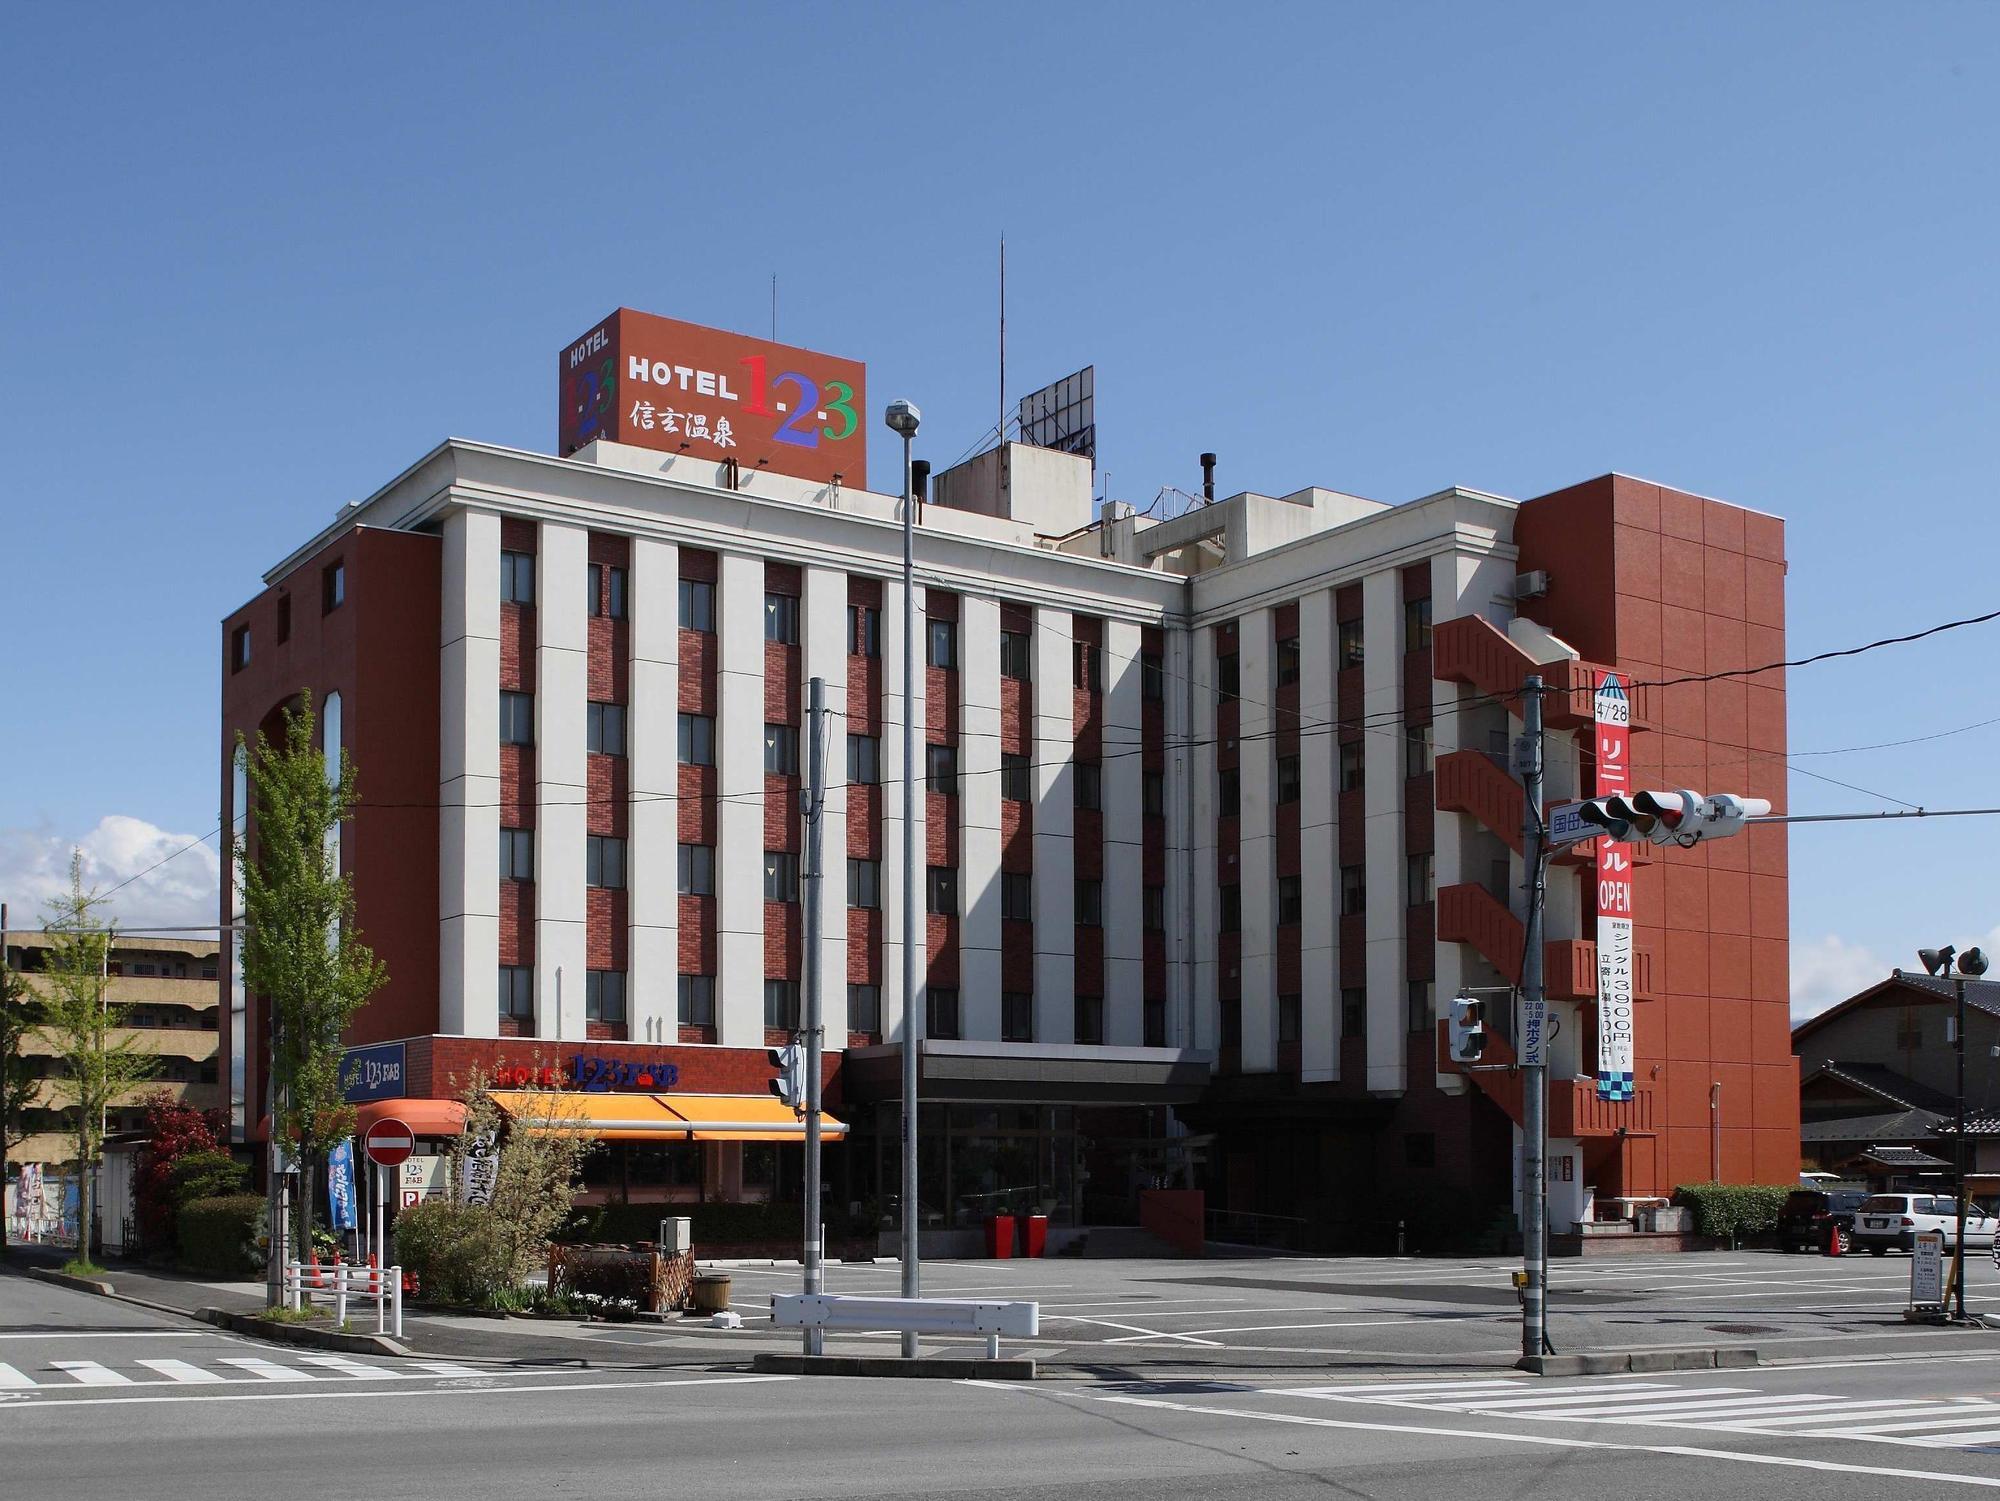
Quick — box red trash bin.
[1016,1212,1049,1258]
[985,1214,1016,1259]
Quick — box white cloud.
[0,816,221,933]
[1791,932,1890,1022]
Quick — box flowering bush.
[134,1096,231,1252]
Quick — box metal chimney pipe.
[1199,452,1217,503]
[911,460,931,524]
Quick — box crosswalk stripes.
[0,1364,36,1388]
[219,1358,316,1382]
[134,1360,225,1384]
[0,1354,466,1391]
[49,1361,132,1386]
[1265,1375,2000,1453]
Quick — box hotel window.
[1405,596,1432,653]
[677,974,715,1026]
[1075,878,1103,927]
[677,842,713,896]
[1144,997,1166,1047]
[1408,980,1434,1035]
[592,564,627,619]
[1341,865,1366,916]
[587,702,626,756]
[1218,766,1240,818]
[765,850,800,903]
[499,828,534,882]
[499,966,534,1020]
[500,550,535,605]
[1219,884,1241,934]
[1141,650,1164,702]
[1339,741,1364,793]
[927,865,958,916]
[1073,640,1101,691]
[679,578,715,631]
[1341,986,1365,1037]
[926,743,958,798]
[1000,752,1030,802]
[586,971,627,1025]
[1074,995,1105,1046]
[926,618,957,669]
[678,712,715,766]
[1215,652,1239,705]
[500,691,534,746]
[1277,875,1302,927]
[1075,762,1102,810]
[1275,755,1300,805]
[764,722,800,775]
[764,592,799,644]
[1001,871,1033,922]
[764,980,800,1030]
[849,603,881,658]
[1405,725,1433,778]
[1143,884,1165,931]
[848,984,881,1033]
[230,626,251,673]
[928,987,961,1041]
[848,858,881,910]
[1278,993,1302,1045]
[1275,636,1300,686]
[1144,769,1165,818]
[847,733,880,784]
[586,836,626,889]
[323,560,345,613]
[1406,852,1434,907]
[1002,991,1034,1043]
[1338,617,1363,668]
[1000,630,1031,681]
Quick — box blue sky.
[3,4,1996,1011]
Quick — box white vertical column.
[803,565,850,1040]
[629,538,680,1046]
[1188,627,1218,1054]
[535,523,589,1043]
[717,553,766,1045]
[880,578,927,1044]
[439,509,500,1036]
[1362,570,1406,1092]
[1164,626,1197,1049]
[1236,608,1277,1073]
[1101,619,1145,1046]
[1030,607,1075,1045]
[958,595,1003,1042]
[1298,589,1338,1082]
[1429,552,1468,1091]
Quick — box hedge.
[178,1195,267,1276]
[1671,1183,1793,1243]
[559,1201,854,1246]
[394,1200,514,1308]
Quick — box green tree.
[234,695,386,1279]
[38,857,156,1268]
[1,953,44,1258]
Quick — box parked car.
[1776,1189,1869,1252]
[1851,1193,1997,1254]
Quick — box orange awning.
[356,1098,467,1138]
[487,1090,845,1142]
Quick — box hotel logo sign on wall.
[558,309,866,489]
[1594,673,1636,1103]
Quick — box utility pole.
[1518,674,1549,1365]
[800,676,827,1355]
[1955,964,1969,1324]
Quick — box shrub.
[179,1194,268,1275]
[169,1150,249,1211]
[393,1199,513,1307]
[134,1097,231,1252]
[1671,1183,1793,1244]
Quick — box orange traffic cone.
[1825,1219,1843,1257]
[308,1250,325,1287]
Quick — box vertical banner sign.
[327,1139,357,1231]
[460,1132,499,1207]
[1594,674,1636,1102]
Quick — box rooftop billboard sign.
[559,309,866,488]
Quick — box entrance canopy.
[488,1091,846,1143]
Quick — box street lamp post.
[1919,943,1987,1324]
[883,398,923,1358]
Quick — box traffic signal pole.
[1519,674,1550,1365]
[801,676,827,1355]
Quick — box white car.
[1851,1193,1996,1254]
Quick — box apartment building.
[218,312,1797,1240]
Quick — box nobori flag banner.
[1594,673,1636,1103]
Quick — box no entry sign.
[363,1117,415,1167]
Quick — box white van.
[1851,1193,1995,1254]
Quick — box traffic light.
[768,1044,804,1112]
[1575,790,1771,847]
[1448,995,1487,1065]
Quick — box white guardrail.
[770,1294,1038,1359]
[283,1259,403,1338]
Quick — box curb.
[28,1266,116,1298]
[751,1352,1035,1380]
[1518,1347,1760,1377]
[197,1306,409,1358]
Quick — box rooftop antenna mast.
[771,274,778,342]
[998,234,1005,454]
